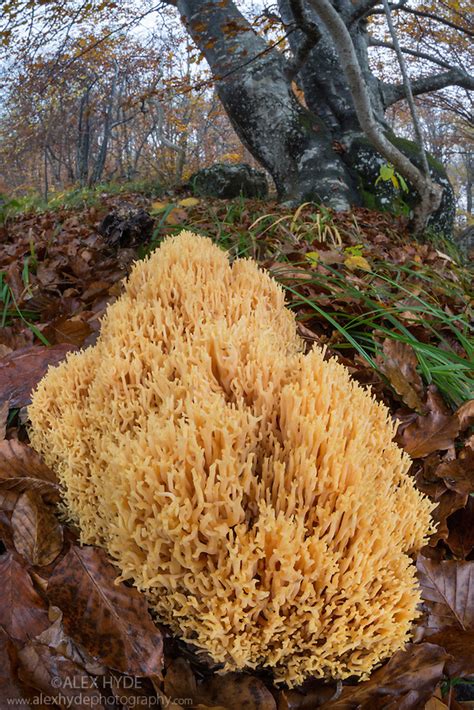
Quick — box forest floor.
[0,184,473,709]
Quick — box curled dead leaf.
[397,388,460,458]
[323,643,450,709]
[377,339,425,413]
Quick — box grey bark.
[175,0,359,209]
[165,0,467,234]
[90,63,120,185]
[76,82,94,186]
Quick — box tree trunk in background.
[173,0,455,234]
[90,63,119,186]
[176,0,360,210]
[464,152,473,216]
[76,86,93,187]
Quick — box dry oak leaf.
[396,388,460,458]
[47,545,164,677]
[377,338,425,413]
[323,643,450,710]
[11,490,63,567]
[0,552,50,641]
[0,344,76,408]
[0,439,59,513]
[417,555,474,633]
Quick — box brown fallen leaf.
[456,399,474,430]
[397,387,460,458]
[0,552,50,641]
[163,657,197,703]
[41,316,93,347]
[0,440,59,512]
[377,339,426,413]
[11,490,63,567]
[417,555,474,633]
[424,688,451,710]
[424,628,474,678]
[107,672,158,708]
[0,510,14,551]
[277,679,340,708]
[0,400,9,440]
[47,545,164,677]
[446,498,474,558]
[433,447,474,497]
[197,672,276,710]
[17,642,105,708]
[323,643,449,709]
[429,489,468,546]
[35,612,105,676]
[0,628,46,708]
[0,343,76,408]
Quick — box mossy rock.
[456,225,474,263]
[188,163,268,199]
[346,134,455,237]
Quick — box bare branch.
[368,39,453,71]
[348,0,383,25]
[381,0,430,177]
[366,3,474,38]
[384,68,474,107]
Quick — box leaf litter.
[0,190,473,708]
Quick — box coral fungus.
[29,231,434,686]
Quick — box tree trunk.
[176,0,359,209]
[172,0,455,233]
[90,63,119,186]
[76,86,93,187]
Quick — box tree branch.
[348,0,383,25]
[381,0,430,177]
[306,0,442,233]
[284,0,321,81]
[383,68,474,107]
[368,38,453,71]
[365,3,474,38]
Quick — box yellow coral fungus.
[29,231,434,687]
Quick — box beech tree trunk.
[172,0,459,234]
[177,0,360,210]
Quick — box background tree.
[159,0,472,234]
[0,0,472,234]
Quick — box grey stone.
[456,225,474,262]
[188,163,268,199]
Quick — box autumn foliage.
[0,194,472,708]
